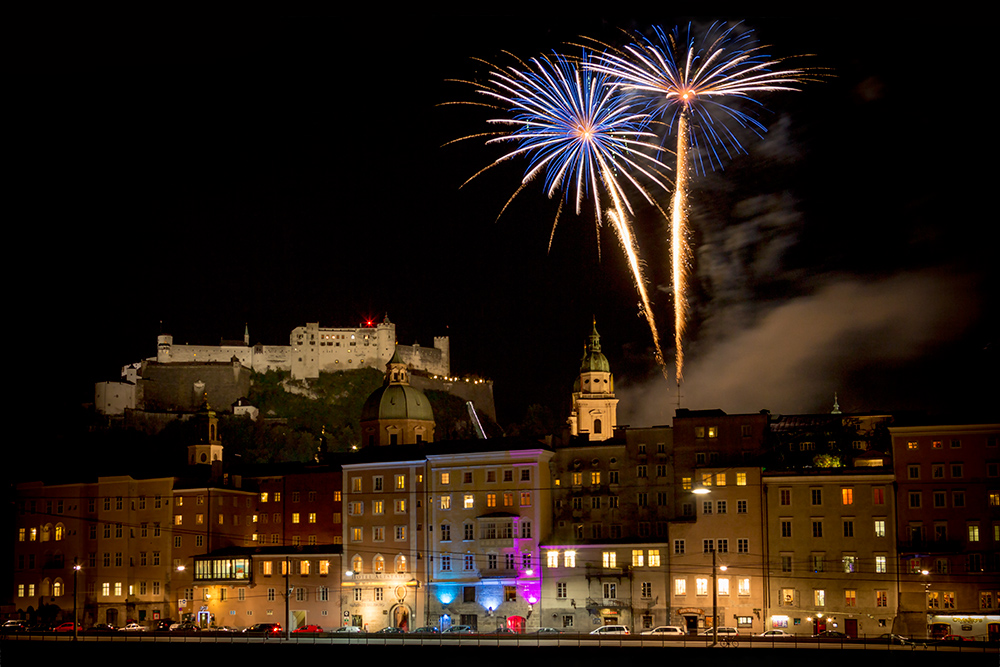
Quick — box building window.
[876,590,888,607]
[603,551,617,568]
[781,520,792,538]
[696,578,708,596]
[814,590,825,606]
[845,590,857,607]
[603,583,617,599]
[841,488,854,505]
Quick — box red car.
[54,622,82,632]
[293,625,323,633]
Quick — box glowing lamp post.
[73,560,81,641]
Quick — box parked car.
[293,624,323,633]
[875,633,910,645]
[444,625,474,634]
[172,622,201,632]
[700,627,739,637]
[411,626,440,633]
[154,619,175,631]
[54,622,83,632]
[758,629,792,637]
[535,627,564,634]
[591,625,630,635]
[331,625,364,633]
[812,630,848,639]
[244,623,282,635]
[1,620,27,634]
[89,623,118,633]
[642,626,685,636]
[939,634,974,643]
[374,626,405,634]
[120,623,147,632]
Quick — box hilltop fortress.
[154,315,450,379]
[96,316,495,422]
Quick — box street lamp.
[73,560,81,641]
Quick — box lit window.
[736,472,747,486]
[440,495,451,510]
[675,579,686,595]
[547,551,559,568]
[564,551,576,568]
[696,578,708,596]
[464,495,474,509]
[648,550,660,567]
[842,488,854,505]
[603,551,617,568]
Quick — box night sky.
[23,16,995,436]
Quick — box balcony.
[898,539,964,554]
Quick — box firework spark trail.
[447,52,674,375]
[671,112,689,385]
[588,22,812,384]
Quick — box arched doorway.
[507,616,525,633]
[390,604,411,631]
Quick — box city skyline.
[20,16,993,437]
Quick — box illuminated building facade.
[889,421,1000,640]
[426,443,554,632]
[191,546,343,630]
[341,454,427,631]
[762,471,898,637]
[669,466,766,634]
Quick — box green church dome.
[361,383,434,422]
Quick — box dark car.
[89,623,118,633]
[1,620,28,634]
[154,619,175,631]
[374,626,405,634]
[411,626,440,634]
[244,622,283,636]
[875,633,910,645]
[813,630,848,639]
[172,622,201,632]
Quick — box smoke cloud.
[620,270,981,426]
